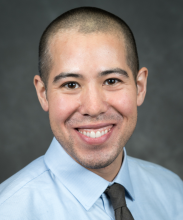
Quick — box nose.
[78,84,108,117]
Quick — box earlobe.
[136,67,148,106]
[33,75,49,111]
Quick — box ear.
[136,67,148,106]
[34,75,49,111]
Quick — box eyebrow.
[99,68,129,78]
[53,73,83,83]
[53,68,129,84]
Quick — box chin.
[76,157,117,169]
[69,142,123,169]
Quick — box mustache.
[66,113,122,126]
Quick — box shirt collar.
[112,147,135,201]
[44,137,135,210]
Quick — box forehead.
[48,30,131,78]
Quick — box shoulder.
[126,156,183,219]
[127,155,183,194]
[0,156,50,206]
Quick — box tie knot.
[105,183,126,210]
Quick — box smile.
[77,125,113,138]
[75,124,115,145]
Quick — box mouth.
[75,123,115,145]
[76,124,113,138]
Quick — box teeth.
[96,131,100,138]
[78,126,112,138]
[90,131,95,138]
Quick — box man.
[0,7,182,220]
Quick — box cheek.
[48,94,80,123]
[106,90,137,116]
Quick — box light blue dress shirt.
[0,137,183,219]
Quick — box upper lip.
[75,123,114,129]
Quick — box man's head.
[34,7,148,180]
[38,7,139,88]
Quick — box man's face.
[35,31,147,170]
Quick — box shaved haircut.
[39,7,139,87]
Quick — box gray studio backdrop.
[1,0,183,183]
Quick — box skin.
[34,31,148,181]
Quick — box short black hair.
[39,7,139,87]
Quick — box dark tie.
[105,183,134,220]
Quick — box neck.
[87,151,123,182]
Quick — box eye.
[62,82,79,89]
[104,78,121,86]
